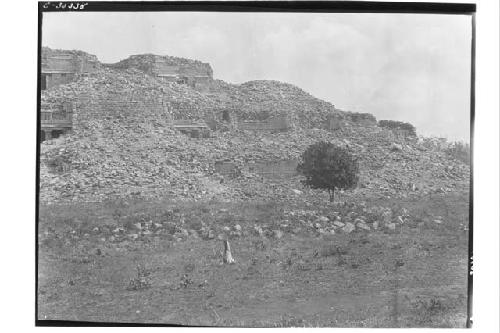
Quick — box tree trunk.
[223,239,235,264]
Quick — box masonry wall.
[42,93,169,136]
[51,94,220,140]
[245,159,299,179]
[347,112,377,127]
[325,114,345,131]
[43,49,100,73]
[42,49,100,89]
[214,161,240,176]
[392,128,412,139]
[214,159,299,179]
[153,59,212,91]
[43,89,217,137]
[44,73,77,89]
[188,76,211,92]
[43,55,76,72]
[154,63,180,76]
[40,101,75,141]
[169,100,208,120]
[78,58,100,73]
[238,116,290,132]
[74,97,167,121]
[158,76,178,83]
[355,118,377,127]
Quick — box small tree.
[297,141,359,202]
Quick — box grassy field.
[37,191,469,327]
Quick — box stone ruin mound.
[39,48,470,203]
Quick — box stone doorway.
[222,110,231,122]
[41,74,47,90]
[51,129,64,139]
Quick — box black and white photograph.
[33,1,481,328]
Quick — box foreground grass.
[38,191,469,327]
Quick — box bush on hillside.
[297,141,359,202]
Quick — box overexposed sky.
[42,12,472,141]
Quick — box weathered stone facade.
[214,160,240,178]
[324,113,345,131]
[172,120,211,138]
[238,115,290,132]
[109,54,213,92]
[346,112,377,127]
[40,101,74,141]
[41,47,100,90]
[214,158,299,179]
[245,159,299,179]
[391,128,413,139]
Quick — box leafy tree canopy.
[297,141,359,201]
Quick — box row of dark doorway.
[40,129,65,142]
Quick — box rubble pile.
[209,79,341,127]
[39,50,470,204]
[40,68,236,202]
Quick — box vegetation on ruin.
[297,142,359,202]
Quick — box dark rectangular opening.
[41,74,47,90]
